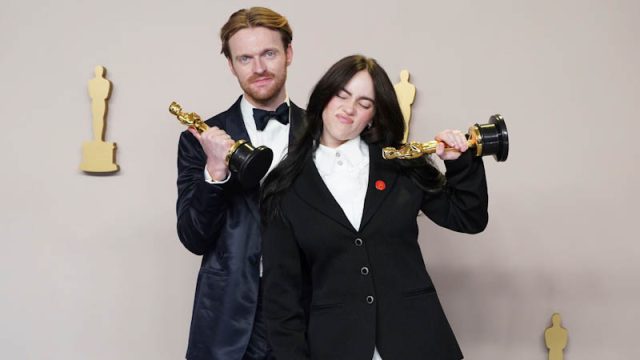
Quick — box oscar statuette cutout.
[169,102,273,187]
[80,65,119,173]
[382,114,509,162]
[394,69,416,144]
[545,313,568,360]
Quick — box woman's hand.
[434,129,468,161]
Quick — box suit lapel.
[219,97,261,221]
[288,102,306,145]
[292,143,398,233]
[223,96,252,143]
[360,144,398,230]
[293,154,355,232]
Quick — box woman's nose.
[343,100,356,115]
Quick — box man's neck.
[244,92,288,111]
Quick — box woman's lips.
[336,114,353,124]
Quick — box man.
[176,7,304,360]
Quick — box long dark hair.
[261,55,444,223]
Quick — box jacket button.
[366,296,375,304]
[354,238,363,246]
[360,266,369,275]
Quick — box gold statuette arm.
[382,124,483,160]
[382,139,476,160]
[169,101,209,134]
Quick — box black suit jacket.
[176,96,305,360]
[262,144,488,360]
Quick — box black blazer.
[176,96,305,360]
[262,144,488,360]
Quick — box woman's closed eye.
[358,100,373,110]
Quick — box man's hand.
[188,127,235,181]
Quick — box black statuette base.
[228,143,274,188]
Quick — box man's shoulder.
[289,101,305,114]
[203,109,231,128]
[203,96,243,129]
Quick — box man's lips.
[251,76,273,86]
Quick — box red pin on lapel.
[375,180,386,191]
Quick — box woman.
[260,55,488,360]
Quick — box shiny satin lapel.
[244,188,260,223]
[293,155,355,232]
[223,97,260,222]
[359,144,398,230]
[224,96,251,144]
[288,103,305,145]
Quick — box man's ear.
[285,44,293,66]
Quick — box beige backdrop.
[1,0,639,359]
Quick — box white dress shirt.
[239,96,291,176]
[313,137,383,360]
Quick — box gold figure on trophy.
[80,65,119,173]
[394,69,416,144]
[169,102,273,187]
[169,102,209,134]
[383,114,509,162]
[545,313,568,360]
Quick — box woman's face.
[320,70,375,148]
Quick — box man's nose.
[252,57,266,74]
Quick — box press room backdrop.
[1,0,638,359]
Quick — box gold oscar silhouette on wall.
[545,313,568,360]
[80,65,119,173]
[394,69,416,144]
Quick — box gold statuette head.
[169,101,209,133]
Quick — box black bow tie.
[252,103,290,131]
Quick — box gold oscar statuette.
[382,114,509,162]
[169,101,274,187]
[80,65,119,173]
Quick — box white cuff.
[204,169,231,184]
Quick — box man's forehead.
[228,27,285,56]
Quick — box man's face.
[227,27,292,109]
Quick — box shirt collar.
[314,137,369,176]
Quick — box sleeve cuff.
[443,150,481,177]
[204,169,231,184]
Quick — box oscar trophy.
[169,101,274,187]
[382,114,509,162]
